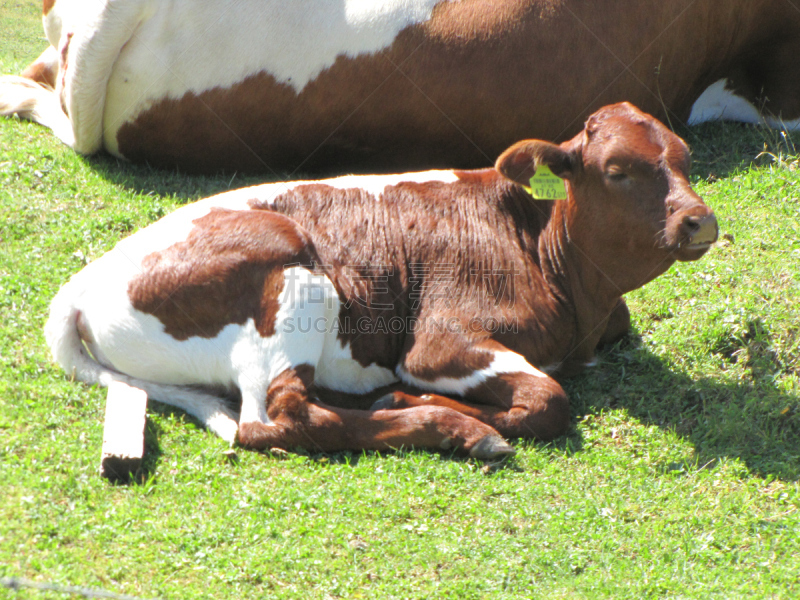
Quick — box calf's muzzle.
[673,204,718,261]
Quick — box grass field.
[1,1,798,598]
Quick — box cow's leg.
[237,366,514,459]
[48,0,147,153]
[597,297,631,348]
[384,341,570,441]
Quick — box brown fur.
[128,208,317,340]
[109,0,800,173]
[237,104,716,448]
[382,370,571,440]
[237,363,507,455]
[21,59,57,90]
[124,103,717,453]
[261,176,559,373]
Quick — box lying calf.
[46,103,718,459]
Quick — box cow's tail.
[0,76,76,148]
[44,284,240,444]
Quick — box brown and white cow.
[2,0,800,174]
[45,103,717,458]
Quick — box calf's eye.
[607,171,628,182]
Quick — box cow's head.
[496,102,718,292]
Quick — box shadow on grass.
[80,152,278,206]
[678,121,798,182]
[114,402,221,485]
[77,121,797,200]
[562,330,800,482]
[137,416,166,483]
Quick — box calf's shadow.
[558,327,799,482]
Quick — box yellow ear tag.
[526,164,567,200]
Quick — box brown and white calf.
[3,0,800,173]
[46,103,717,458]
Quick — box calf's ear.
[495,140,577,186]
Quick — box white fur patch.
[397,350,547,396]
[166,169,460,214]
[689,79,800,130]
[316,339,399,393]
[101,0,442,152]
[319,170,460,195]
[272,267,399,393]
[70,253,400,428]
[71,264,336,424]
[688,80,763,125]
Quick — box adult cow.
[45,103,717,457]
[1,0,799,174]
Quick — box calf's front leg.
[386,342,570,441]
[237,365,515,459]
[375,374,569,441]
[596,297,631,348]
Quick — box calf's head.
[496,102,718,293]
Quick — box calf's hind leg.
[237,365,515,459]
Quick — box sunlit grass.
[1,2,798,598]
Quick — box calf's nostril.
[682,216,701,233]
[679,212,718,247]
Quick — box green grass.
[1,2,799,598]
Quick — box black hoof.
[469,435,516,460]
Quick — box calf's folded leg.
[389,341,571,441]
[237,366,515,459]
[374,371,570,442]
